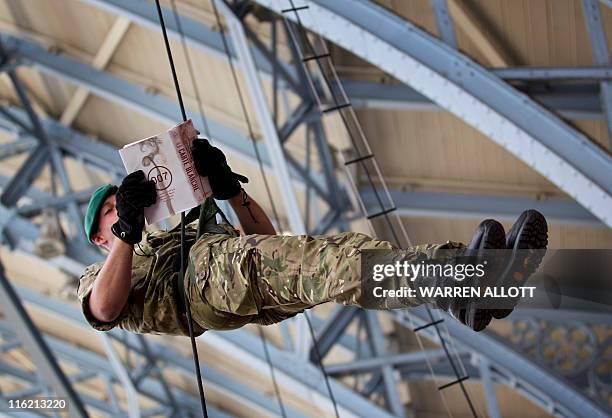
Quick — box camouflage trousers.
[185,231,464,331]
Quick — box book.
[118,119,212,225]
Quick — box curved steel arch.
[247,2,612,417]
[0,33,339,205]
[253,0,612,228]
[391,307,610,418]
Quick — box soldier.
[78,139,548,335]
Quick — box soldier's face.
[92,194,118,251]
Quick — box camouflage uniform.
[78,223,207,336]
[78,220,464,336]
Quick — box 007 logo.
[147,166,172,190]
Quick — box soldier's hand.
[191,137,249,200]
[117,170,157,208]
[111,170,157,244]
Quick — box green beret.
[84,184,118,244]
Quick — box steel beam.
[77,1,612,83]
[582,0,612,147]
[0,34,265,162]
[242,22,304,94]
[525,83,605,120]
[48,146,87,242]
[346,79,606,120]
[430,0,457,48]
[78,0,300,89]
[0,106,36,137]
[309,311,372,356]
[0,263,89,418]
[0,136,36,160]
[221,2,306,234]
[310,208,340,234]
[479,358,502,418]
[132,334,180,413]
[218,10,315,379]
[2,209,104,267]
[203,329,397,418]
[0,324,236,418]
[582,1,611,68]
[254,0,612,228]
[364,311,405,417]
[0,35,335,204]
[309,306,359,362]
[325,348,454,376]
[3,69,86,238]
[0,360,121,416]
[279,100,316,142]
[13,288,306,418]
[99,334,140,418]
[360,187,604,227]
[5,71,49,144]
[0,143,49,207]
[493,66,612,80]
[398,362,479,382]
[277,17,350,217]
[391,307,611,418]
[16,189,94,218]
[0,106,125,176]
[310,120,349,218]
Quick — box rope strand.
[154,2,209,417]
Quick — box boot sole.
[456,220,505,331]
[492,210,548,319]
[467,219,506,251]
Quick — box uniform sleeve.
[76,262,128,332]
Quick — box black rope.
[167,3,290,416]
[257,327,288,418]
[154,2,209,417]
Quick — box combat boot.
[491,209,548,319]
[447,219,506,331]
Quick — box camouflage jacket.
[77,218,240,336]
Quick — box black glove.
[111,170,157,245]
[192,137,249,200]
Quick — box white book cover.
[118,120,212,225]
